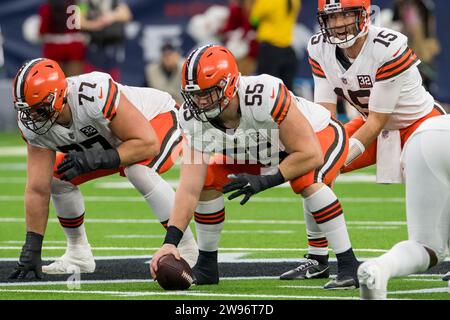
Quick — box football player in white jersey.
[150,45,361,289]
[358,115,450,299]
[8,58,198,280]
[281,0,446,281]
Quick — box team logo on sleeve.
[80,125,99,137]
[357,75,373,89]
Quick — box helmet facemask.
[182,76,235,123]
[15,90,61,135]
[318,7,368,49]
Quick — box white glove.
[345,138,365,167]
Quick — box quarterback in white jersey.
[280,0,446,282]
[151,45,361,290]
[9,58,197,280]
[308,0,444,174]
[358,115,450,299]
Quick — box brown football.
[156,254,194,290]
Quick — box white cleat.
[358,260,389,300]
[178,236,199,268]
[42,244,96,274]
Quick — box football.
[155,254,194,290]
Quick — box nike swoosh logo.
[270,88,275,99]
[306,267,329,278]
[98,87,103,99]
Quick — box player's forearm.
[168,187,199,232]
[24,188,50,236]
[351,119,384,148]
[279,150,323,181]
[117,138,160,166]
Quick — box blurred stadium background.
[0,0,449,131]
[0,0,449,300]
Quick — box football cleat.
[357,259,389,299]
[42,244,95,274]
[323,274,359,290]
[192,250,219,285]
[177,236,199,268]
[442,271,450,281]
[280,255,330,280]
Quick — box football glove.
[9,232,43,280]
[222,170,285,205]
[57,148,120,181]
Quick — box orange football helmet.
[317,0,371,48]
[181,45,240,122]
[13,58,67,134]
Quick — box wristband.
[345,138,365,167]
[100,149,121,169]
[163,226,184,247]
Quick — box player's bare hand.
[150,244,180,279]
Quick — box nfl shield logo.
[341,78,348,85]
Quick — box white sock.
[303,202,329,256]
[375,240,430,278]
[51,179,89,247]
[195,196,225,252]
[125,164,195,242]
[304,185,351,254]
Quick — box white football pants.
[402,130,450,263]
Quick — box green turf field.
[0,131,449,300]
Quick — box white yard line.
[106,230,295,238]
[0,164,26,171]
[0,217,407,225]
[0,177,26,183]
[94,174,378,190]
[389,288,449,294]
[1,240,66,244]
[0,288,361,299]
[0,245,390,252]
[0,276,445,288]
[0,195,405,203]
[0,147,26,156]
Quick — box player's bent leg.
[302,183,360,290]
[192,189,224,285]
[359,130,450,299]
[358,240,431,300]
[124,164,198,267]
[44,178,95,274]
[279,201,330,280]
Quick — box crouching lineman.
[280,0,445,281]
[150,45,360,289]
[9,58,198,279]
[358,115,450,299]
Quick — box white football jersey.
[179,74,331,166]
[308,25,435,130]
[20,72,177,153]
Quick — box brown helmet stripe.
[186,45,212,85]
[15,58,45,102]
